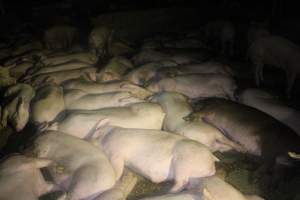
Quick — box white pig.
[150,92,243,152]
[65,91,144,110]
[124,61,178,85]
[147,74,237,100]
[239,88,300,136]
[31,85,65,125]
[47,102,165,138]
[1,83,35,131]
[247,36,300,97]
[62,79,153,99]
[41,52,98,66]
[95,125,218,193]
[0,154,55,200]
[31,131,117,200]
[94,168,137,200]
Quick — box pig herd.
[0,19,300,200]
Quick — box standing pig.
[30,84,65,125]
[96,125,218,192]
[247,36,300,97]
[147,74,237,100]
[0,154,55,200]
[204,20,235,56]
[89,26,113,57]
[31,131,117,200]
[184,98,300,173]
[1,83,35,131]
[64,90,144,110]
[97,56,134,82]
[239,88,300,136]
[150,92,243,152]
[44,25,79,50]
[47,102,165,138]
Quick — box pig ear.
[34,158,53,168]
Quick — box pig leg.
[108,153,125,180]
[67,165,101,200]
[254,62,264,86]
[286,70,296,98]
[169,157,190,193]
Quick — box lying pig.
[150,92,243,152]
[94,168,137,200]
[124,61,178,86]
[28,67,97,87]
[44,25,79,50]
[138,176,263,200]
[97,56,134,82]
[64,90,144,110]
[41,52,98,66]
[1,83,35,131]
[239,88,300,136]
[0,154,55,200]
[147,74,237,100]
[184,98,300,170]
[204,20,235,56]
[47,102,165,138]
[247,36,300,97]
[96,125,218,192]
[30,85,65,125]
[0,66,16,87]
[31,131,116,200]
[28,60,92,77]
[132,49,201,66]
[63,79,153,99]
[6,61,35,79]
[154,61,234,80]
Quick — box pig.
[95,125,218,193]
[184,98,300,175]
[44,25,79,50]
[89,26,113,57]
[0,66,16,87]
[124,61,178,86]
[239,88,300,136]
[28,67,97,87]
[97,56,134,82]
[1,83,35,131]
[28,60,92,77]
[30,85,65,125]
[6,61,34,79]
[0,154,55,200]
[247,22,270,46]
[94,168,137,200]
[47,102,165,138]
[138,176,263,200]
[204,20,235,56]
[62,79,153,99]
[154,61,234,80]
[31,131,117,200]
[41,52,98,66]
[147,74,237,100]
[150,92,244,152]
[247,36,300,97]
[132,49,201,66]
[64,90,144,110]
